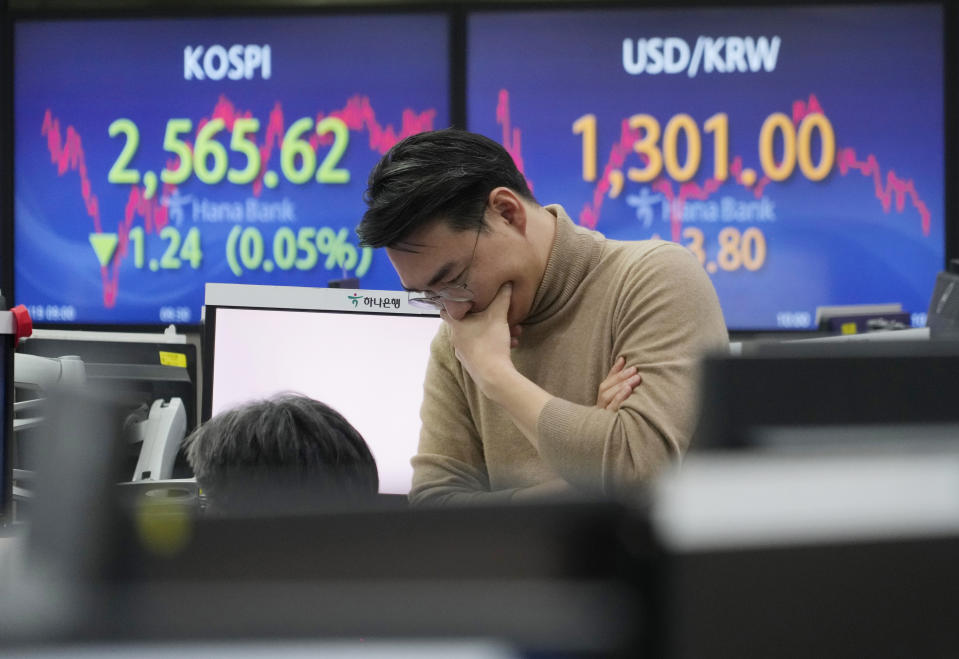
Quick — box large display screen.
[15,14,449,325]
[468,5,944,331]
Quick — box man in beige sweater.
[357,129,728,506]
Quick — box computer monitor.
[13,11,450,327]
[694,338,959,450]
[467,3,944,332]
[202,283,443,495]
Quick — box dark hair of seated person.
[183,393,379,513]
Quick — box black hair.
[357,128,535,248]
[183,393,378,513]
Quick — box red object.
[10,305,33,345]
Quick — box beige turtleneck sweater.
[410,205,728,505]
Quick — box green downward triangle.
[89,233,119,267]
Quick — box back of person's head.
[357,128,536,248]
[184,393,378,513]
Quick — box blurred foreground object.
[652,450,959,658]
[927,259,959,339]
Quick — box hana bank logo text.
[623,36,781,78]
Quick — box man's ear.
[487,187,527,234]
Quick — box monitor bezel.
[694,337,959,451]
[201,282,442,424]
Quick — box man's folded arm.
[535,245,728,496]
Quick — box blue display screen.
[15,14,449,325]
[467,5,944,330]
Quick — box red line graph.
[494,89,933,242]
[43,110,169,308]
[579,119,638,231]
[42,95,436,308]
[496,89,532,192]
[206,94,436,197]
[43,111,102,231]
[835,149,931,236]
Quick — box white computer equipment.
[15,328,197,484]
[203,283,443,495]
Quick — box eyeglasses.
[408,228,482,310]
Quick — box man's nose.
[442,299,472,320]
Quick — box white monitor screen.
[206,285,442,495]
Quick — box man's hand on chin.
[441,282,516,392]
[442,282,551,448]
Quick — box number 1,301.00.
[573,111,835,185]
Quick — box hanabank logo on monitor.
[184,44,272,80]
[622,36,781,78]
